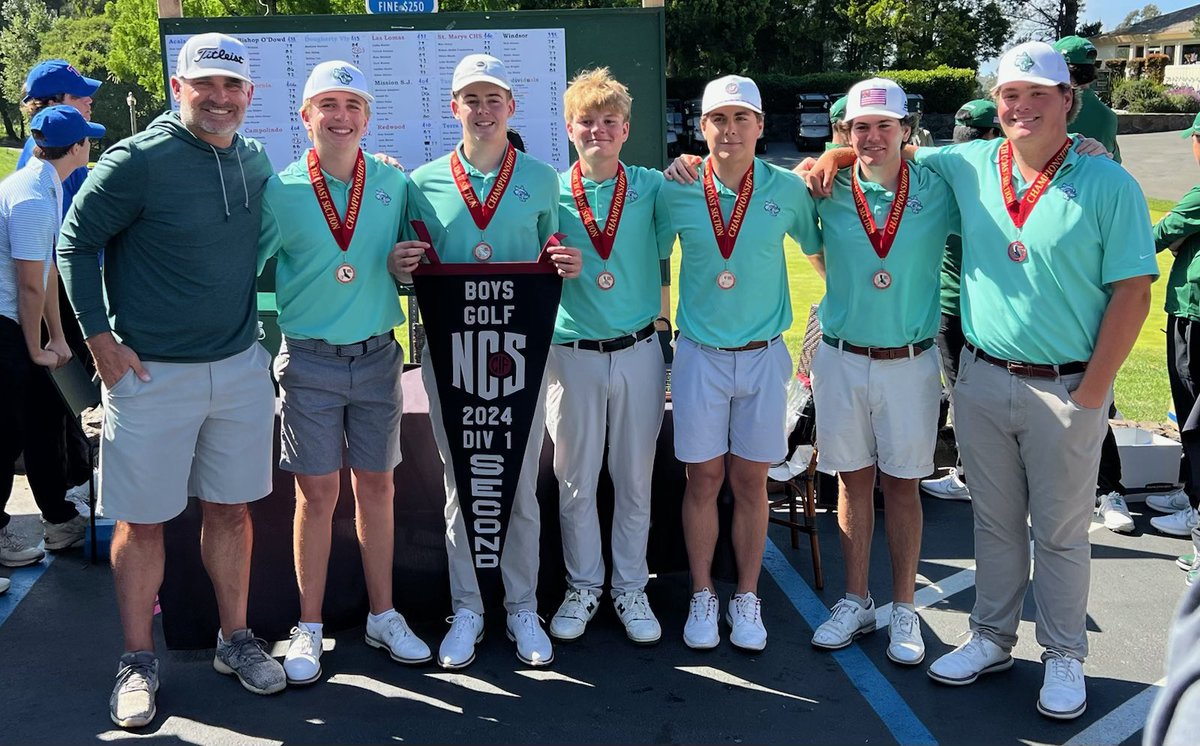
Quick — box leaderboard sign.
[366,0,437,12]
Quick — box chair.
[766,304,824,589]
[48,356,101,562]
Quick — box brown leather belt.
[823,335,934,360]
[718,339,770,352]
[965,342,1087,379]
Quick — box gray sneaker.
[213,629,286,695]
[110,651,159,728]
[43,513,88,551]
[0,524,44,567]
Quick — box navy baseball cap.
[23,59,101,103]
[30,105,105,147]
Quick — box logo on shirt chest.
[1058,183,1077,200]
[763,199,781,217]
[627,188,639,203]
[375,188,392,206]
[906,196,924,214]
[513,185,530,202]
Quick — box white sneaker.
[0,525,44,567]
[812,597,875,650]
[1095,492,1135,534]
[726,592,767,651]
[1150,507,1199,537]
[438,609,484,670]
[366,610,431,665]
[283,626,322,685]
[43,513,87,551]
[549,589,600,641]
[1146,487,1190,514]
[613,590,662,644]
[1037,652,1086,720]
[506,609,553,667]
[683,588,720,649]
[927,633,1013,685]
[920,469,971,501]
[0,577,9,595]
[886,606,925,665]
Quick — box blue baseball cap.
[22,59,101,103]
[30,105,105,148]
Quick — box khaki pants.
[422,355,546,615]
[544,336,665,596]
[954,350,1109,660]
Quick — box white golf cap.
[175,33,252,84]
[995,41,1070,89]
[701,75,763,116]
[844,77,908,121]
[303,60,374,104]
[452,54,511,94]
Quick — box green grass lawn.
[0,147,20,175]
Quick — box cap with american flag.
[844,77,908,122]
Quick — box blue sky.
[1083,0,1197,32]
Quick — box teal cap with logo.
[1181,111,1200,138]
[829,95,847,123]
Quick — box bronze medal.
[1007,240,1028,263]
[472,241,493,262]
[717,269,737,290]
[872,269,892,290]
[334,262,356,284]
[596,270,616,290]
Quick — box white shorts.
[97,343,275,524]
[810,341,941,479]
[671,335,793,464]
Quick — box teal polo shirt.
[258,151,444,345]
[411,144,559,262]
[803,163,959,348]
[915,138,1158,364]
[554,164,670,343]
[656,158,820,348]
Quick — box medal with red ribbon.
[998,138,1071,264]
[703,160,754,291]
[451,144,517,262]
[308,148,366,284]
[851,161,910,291]
[571,161,627,291]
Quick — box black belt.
[823,335,934,360]
[965,342,1087,379]
[560,322,656,353]
[284,331,395,358]
[718,339,770,352]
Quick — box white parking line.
[1063,679,1165,746]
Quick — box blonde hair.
[299,96,372,120]
[563,67,632,122]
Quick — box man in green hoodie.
[1053,35,1122,164]
[57,32,286,729]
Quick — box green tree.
[662,0,772,77]
[0,0,55,139]
[1117,3,1161,30]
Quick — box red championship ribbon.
[851,161,910,260]
[451,143,517,231]
[702,160,754,261]
[571,161,627,261]
[998,138,1071,230]
[307,149,366,252]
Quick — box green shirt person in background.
[825,95,848,152]
[1053,35,1122,164]
[920,99,1001,503]
[1146,112,1200,577]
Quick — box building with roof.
[1089,4,1200,85]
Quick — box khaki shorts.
[97,343,275,524]
[810,340,941,479]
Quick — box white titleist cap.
[844,77,908,121]
[175,33,252,83]
[701,75,763,116]
[304,61,374,103]
[995,41,1070,89]
[452,54,511,94]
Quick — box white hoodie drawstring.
[209,143,231,219]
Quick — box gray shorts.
[274,333,405,475]
[671,335,793,464]
[97,342,275,524]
